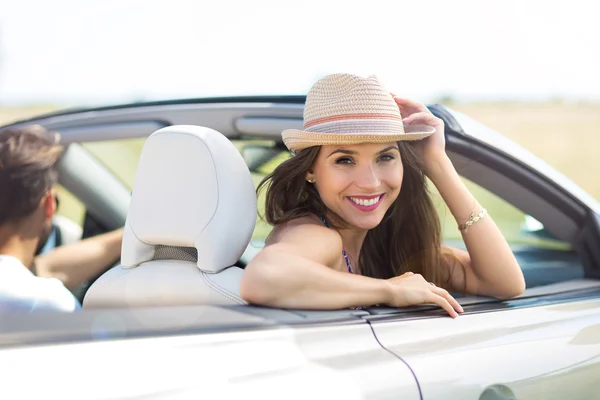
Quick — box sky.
[0,0,599,106]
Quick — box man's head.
[0,125,63,250]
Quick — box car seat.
[82,125,256,308]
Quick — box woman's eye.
[379,154,395,162]
[335,157,354,165]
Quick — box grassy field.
[448,102,600,200]
[1,102,598,247]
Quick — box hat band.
[304,113,401,129]
[305,117,405,135]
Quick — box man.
[0,125,122,312]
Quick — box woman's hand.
[392,96,448,175]
[384,272,464,318]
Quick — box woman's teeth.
[349,196,381,206]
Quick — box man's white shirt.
[0,255,81,312]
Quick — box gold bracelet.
[458,208,487,233]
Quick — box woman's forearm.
[427,155,525,297]
[241,245,390,309]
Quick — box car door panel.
[291,324,421,399]
[0,320,420,400]
[369,298,600,400]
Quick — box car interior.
[22,101,600,310]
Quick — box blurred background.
[0,0,598,244]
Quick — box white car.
[1,97,599,400]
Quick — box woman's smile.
[346,194,385,211]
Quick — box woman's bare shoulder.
[268,215,341,244]
[265,215,343,266]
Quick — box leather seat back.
[83,125,256,308]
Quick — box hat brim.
[282,124,436,153]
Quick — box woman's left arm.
[427,156,525,299]
[396,96,525,299]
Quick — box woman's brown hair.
[257,142,456,288]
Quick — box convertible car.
[0,97,599,400]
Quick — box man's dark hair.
[0,125,63,224]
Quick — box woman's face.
[309,142,403,231]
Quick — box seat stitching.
[206,276,243,304]
[203,270,246,304]
[200,272,245,305]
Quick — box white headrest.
[121,125,257,273]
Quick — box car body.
[1,97,599,400]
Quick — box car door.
[0,306,422,400]
[367,289,600,400]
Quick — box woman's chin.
[346,213,385,231]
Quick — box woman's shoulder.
[266,215,343,258]
[266,215,344,268]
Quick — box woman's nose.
[355,164,381,189]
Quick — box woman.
[240,73,525,318]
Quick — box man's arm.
[34,228,124,290]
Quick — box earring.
[307,178,315,184]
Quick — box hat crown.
[280,73,435,153]
[303,73,401,128]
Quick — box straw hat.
[282,73,436,153]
